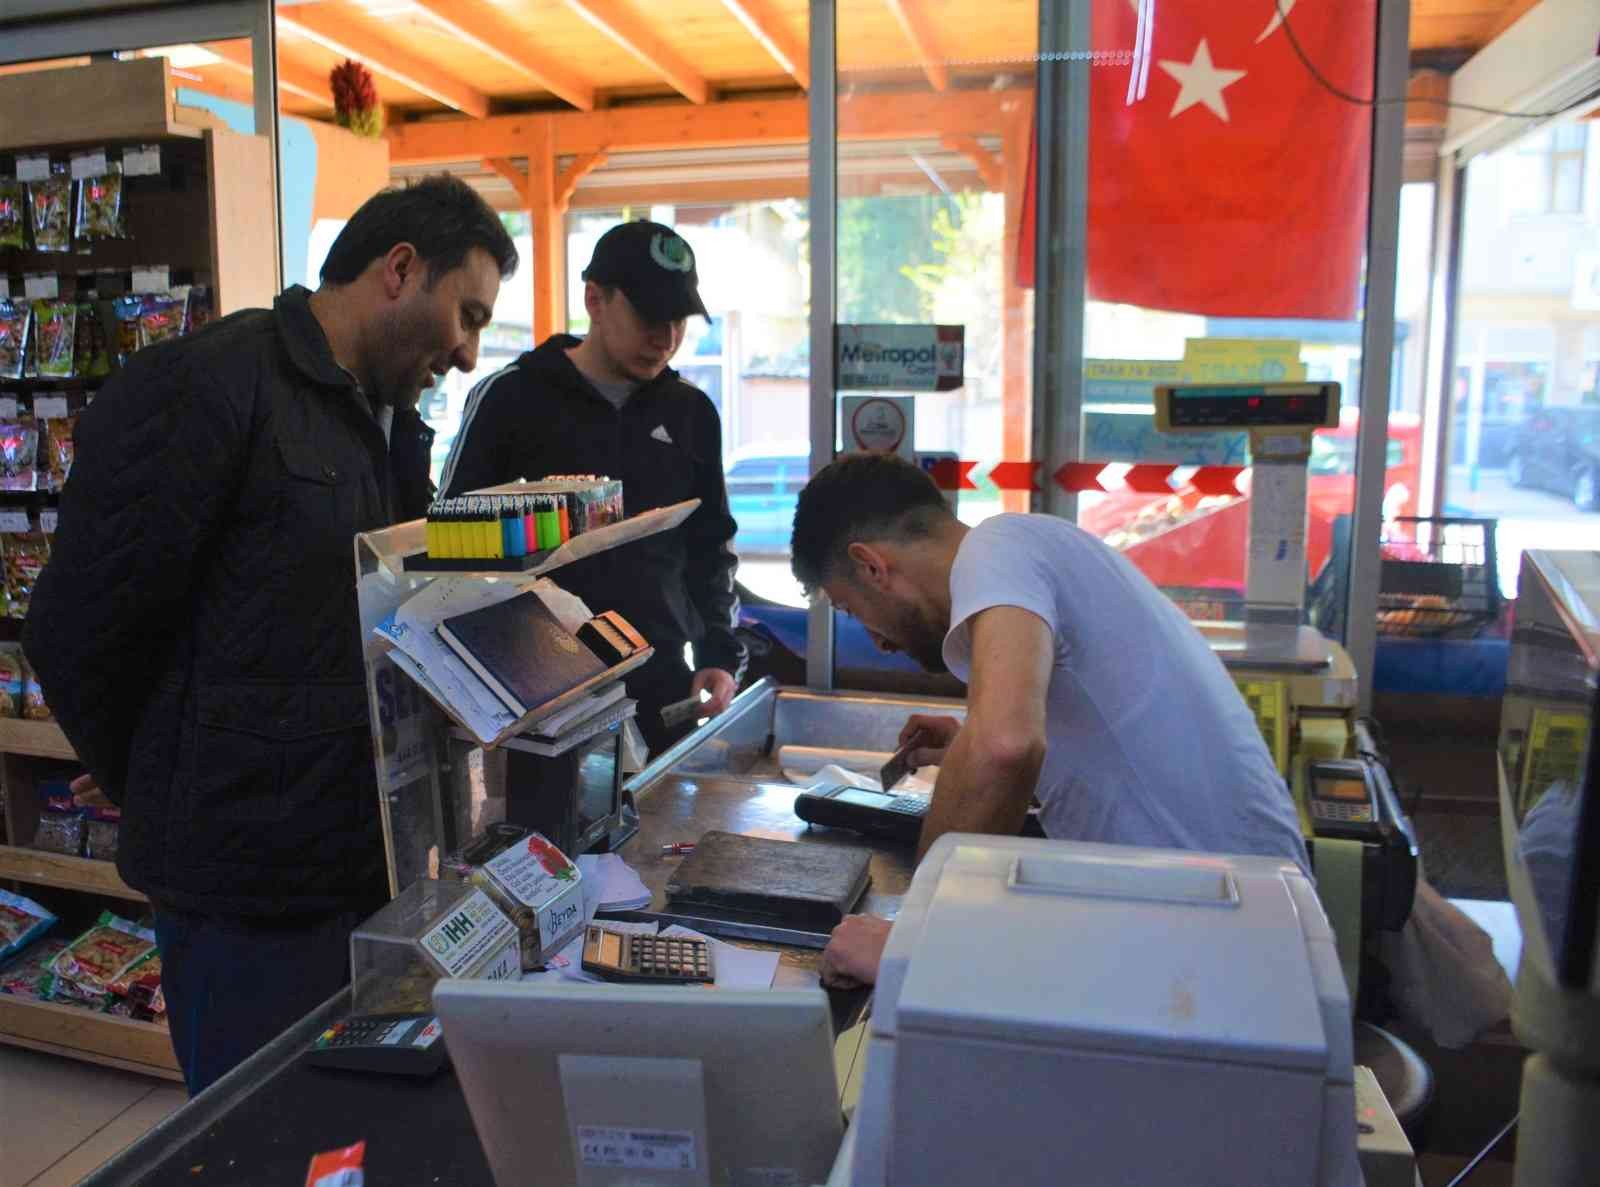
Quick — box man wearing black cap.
[440,220,745,752]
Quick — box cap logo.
[649,232,694,274]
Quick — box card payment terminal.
[794,784,929,845]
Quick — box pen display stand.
[354,501,698,897]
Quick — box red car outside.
[1077,411,1422,600]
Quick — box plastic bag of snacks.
[33,779,83,855]
[2,530,49,619]
[0,938,67,1001]
[22,655,51,720]
[44,416,75,492]
[85,818,119,862]
[0,180,26,250]
[184,285,214,336]
[0,889,57,960]
[73,303,109,378]
[0,299,28,380]
[74,172,125,243]
[50,912,157,998]
[138,293,184,350]
[27,175,72,253]
[0,422,38,492]
[0,647,22,717]
[30,301,76,379]
[112,294,143,366]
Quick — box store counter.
[81,748,912,1186]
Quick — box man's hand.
[690,667,738,716]
[70,772,114,811]
[898,714,961,768]
[818,914,894,989]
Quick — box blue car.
[726,448,809,556]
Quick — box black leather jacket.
[24,286,434,916]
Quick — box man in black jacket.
[440,220,745,752]
[23,176,518,1094]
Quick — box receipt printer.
[849,835,1359,1186]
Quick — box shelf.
[0,58,201,153]
[0,845,143,901]
[0,995,180,1081]
[0,718,76,761]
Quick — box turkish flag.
[1047,0,1374,319]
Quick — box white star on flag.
[1158,38,1247,122]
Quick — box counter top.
[83,769,908,1186]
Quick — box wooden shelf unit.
[0,60,279,1080]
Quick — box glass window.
[1446,119,1600,597]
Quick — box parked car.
[725,443,811,555]
[1506,406,1600,511]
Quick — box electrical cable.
[1440,1112,1520,1187]
[1272,0,1599,121]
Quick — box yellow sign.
[1235,677,1289,776]
[1084,359,1185,384]
[1181,338,1307,384]
[1521,707,1589,816]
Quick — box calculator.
[793,783,930,844]
[581,926,714,984]
[304,1012,448,1077]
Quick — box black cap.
[581,220,709,323]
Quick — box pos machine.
[1154,383,1419,1008]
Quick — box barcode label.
[131,266,170,294]
[23,274,59,300]
[122,145,162,177]
[70,150,109,180]
[0,511,31,533]
[576,1126,696,1171]
[34,396,69,420]
[16,155,49,182]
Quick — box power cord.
[1440,1112,1519,1187]
[1270,0,1600,120]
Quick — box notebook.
[666,830,872,932]
[437,590,606,719]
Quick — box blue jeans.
[154,905,370,1096]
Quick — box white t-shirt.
[943,514,1309,872]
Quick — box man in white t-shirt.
[789,453,1309,987]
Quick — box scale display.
[1155,383,1340,431]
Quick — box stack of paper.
[577,853,652,913]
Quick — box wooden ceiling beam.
[410,0,596,112]
[555,152,610,210]
[564,0,711,105]
[1483,0,1544,44]
[389,90,1025,162]
[719,0,809,90]
[1405,69,1449,129]
[940,135,1002,190]
[279,7,490,119]
[210,40,328,107]
[884,0,950,92]
[482,156,531,206]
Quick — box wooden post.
[528,117,561,343]
[1000,106,1031,513]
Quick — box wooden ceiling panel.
[276,22,441,112]
[835,0,1036,80]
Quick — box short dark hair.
[319,175,519,286]
[790,453,953,593]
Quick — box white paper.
[69,150,108,180]
[577,853,652,912]
[0,511,31,533]
[121,144,162,177]
[131,266,170,294]
[23,274,58,300]
[0,398,17,419]
[33,396,69,420]
[16,156,49,183]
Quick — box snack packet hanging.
[183,284,215,336]
[112,294,143,365]
[44,415,75,492]
[137,293,183,349]
[75,172,125,243]
[0,181,26,250]
[0,646,22,717]
[72,302,107,378]
[2,531,50,619]
[0,300,28,380]
[31,301,76,378]
[27,175,71,252]
[0,889,57,960]
[50,912,157,997]
[0,422,39,492]
[21,654,51,719]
